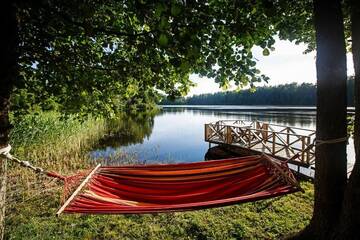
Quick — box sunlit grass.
[6,181,313,240]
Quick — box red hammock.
[57,155,301,215]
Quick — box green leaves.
[155,3,166,18]
[16,0,319,116]
[159,16,169,30]
[262,48,270,56]
[171,4,182,16]
[158,34,168,47]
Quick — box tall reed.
[6,111,108,210]
[10,112,107,172]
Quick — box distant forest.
[161,79,355,106]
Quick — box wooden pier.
[205,120,316,169]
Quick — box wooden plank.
[256,121,315,132]
[211,120,315,134]
[226,126,232,144]
[306,137,310,164]
[272,133,276,155]
[263,123,268,141]
[239,128,311,138]
[301,136,305,163]
[286,127,290,145]
[56,164,101,216]
[204,124,208,141]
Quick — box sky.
[188,39,354,96]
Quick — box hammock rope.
[0,144,67,180]
[0,144,91,203]
[315,136,349,146]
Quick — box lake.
[90,105,354,172]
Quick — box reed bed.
[10,112,107,171]
[6,112,111,219]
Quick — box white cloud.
[188,39,354,96]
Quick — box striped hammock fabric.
[58,155,301,215]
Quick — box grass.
[6,182,313,240]
[5,112,314,240]
[6,112,107,224]
[9,112,107,172]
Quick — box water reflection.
[158,108,316,129]
[90,106,320,164]
[97,113,155,148]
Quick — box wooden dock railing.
[205,120,316,166]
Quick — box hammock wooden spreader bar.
[57,155,302,215]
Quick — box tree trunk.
[0,1,18,239]
[332,1,360,239]
[307,0,348,239]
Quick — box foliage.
[13,0,319,117]
[347,115,355,136]
[162,80,355,106]
[162,82,316,105]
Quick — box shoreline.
[160,105,355,115]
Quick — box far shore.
[160,105,355,115]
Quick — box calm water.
[90,105,355,176]
[91,106,316,162]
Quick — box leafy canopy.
[14,0,315,117]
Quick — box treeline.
[161,79,355,106]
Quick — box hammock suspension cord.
[0,144,68,180]
[315,136,349,146]
[302,136,349,165]
[0,144,93,204]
